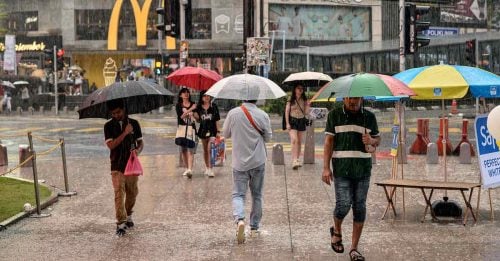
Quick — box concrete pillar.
[39,106,44,114]
[426,143,438,164]
[459,143,472,164]
[272,144,285,165]
[51,106,56,113]
[28,107,34,115]
[159,106,164,114]
[0,144,7,166]
[19,144,33,167]
[74,106,79,113]
[63,106,68,114]
[303,122,315,164]
[16,107,22,115]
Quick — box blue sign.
[423,27,459,37]
[433,88,442,97]
[475,116,499,155]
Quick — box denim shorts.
[333,175,371,223]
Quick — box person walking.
[194,91,221,177]
[104,99,144,236]
[223,100,272,244]
[21,86,30,110]
[321,97,380,261]
[284,83,310,170]
[176,87,197,178]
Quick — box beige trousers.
[111,171,138,224]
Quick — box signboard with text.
[474,115,500,188]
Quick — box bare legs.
[289,129,304,163]
[331,217,364,252]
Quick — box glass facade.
[188,8,212,40]
[6,11,38,32]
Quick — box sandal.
[329,226,344,253]
[349,249,365,261]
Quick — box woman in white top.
[285,84,310,169]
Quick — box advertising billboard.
[269,4,371,41]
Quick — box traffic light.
[43,49,53,69]
[465,39,476,66]
[56,48,65,70]
[155,1,178,37]
[404,4,431,54]
[154,60,162,75]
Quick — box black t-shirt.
[176,102,195,125]
[104,117,143,172]
[195,104,220,138]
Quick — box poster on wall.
[3,35,16,71]
[440,0,487,27]
[268,4,370,41]
[246,37,270,67]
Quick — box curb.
[0,177,59,230]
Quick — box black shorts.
[290,117,307,132]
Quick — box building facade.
[0,0,498,89]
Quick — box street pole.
[53,45,58,115]
[282,30,286,72]
[299,45,310,71]
[399,0,405,72]
[180,0,186,40]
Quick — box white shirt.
[223,103,272,171]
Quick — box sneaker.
[292,160,300,170]
[116,223,127,236]
[236,220,245,244]
[183,169,192,178]
[250,228,260,238]
[204,168,210,176]
[298,160,303,167]
[207,169,215,178]
[126,216,134,228]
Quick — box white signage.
[3,35,16,71]
[474,114,500,188]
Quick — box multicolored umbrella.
[310,73,415,102]
[166,66,222,91]
[393,64,500,99]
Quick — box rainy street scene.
[2,0,500,260]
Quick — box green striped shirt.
[325,106,379,179]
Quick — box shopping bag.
[124,150,143,176]
[175,124,196,148]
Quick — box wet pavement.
[1,108,500,260]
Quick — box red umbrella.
[166,66,222,91]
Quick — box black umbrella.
[78,81,174,119]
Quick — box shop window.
[7,11,38,33]
[75,10,110,40]
[188,8,211,39]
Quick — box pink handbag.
[124,150,143,176]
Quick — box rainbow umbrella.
[310,73,415,102]
[394,64,500,100]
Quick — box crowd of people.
[103,84,380,261]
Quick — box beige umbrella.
[31,69,46,78]
[69,64,83,72]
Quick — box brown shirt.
[289,98,307,118]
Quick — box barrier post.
[58,137,77,196]
[272,144,285,165]
[30,151,51,218]
[303,121,315,164]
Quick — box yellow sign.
[108,0,153,50]
[103,57,118,86]
[0,41,46,52]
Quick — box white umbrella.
[0,80,15,89]
[205,74,286,100]
[13,80,29,85]
[282,71,333,86]
[69,64,83,72]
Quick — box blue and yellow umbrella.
[394,64,500,99]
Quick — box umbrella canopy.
[166,66,222,91]
[13,80,29,85]
[205,74,286,100]
[58,79,74,85]
[282,71,333,87]
[393,64,500,100]
[311,73,415,102]
[69,64,83,72]
[78,81,174,119]
[31,69,46,78]
[0,80,15,89]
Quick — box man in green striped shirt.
[322,97,380,261]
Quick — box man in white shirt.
[223,100,272,244]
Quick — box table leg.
[461,188,477,225]
[421,188,436,222]
[381,186,397,219]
